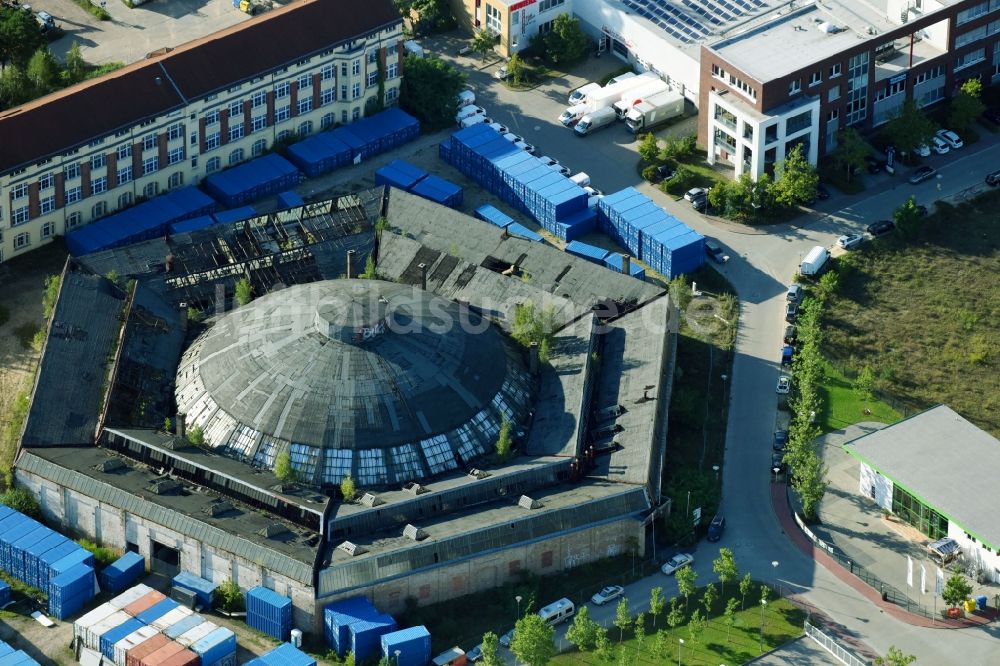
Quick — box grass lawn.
[816,357,901,432]
[551,588,805,666]
[822,193,1000,436]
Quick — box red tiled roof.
[0,0,401,173]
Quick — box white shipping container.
[109,585,153,609]
[114,626,160,666]
[176,622,218,648]
[151,606,194,632]
[82,610,130,651]
[74,602,118,645]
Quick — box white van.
[558,104,589,126]
[460,114,486,128]
[456,89,475,108]
[404,40,424,58]
[455,104,485,124]
[537,598,575,626]
[569,172,591,188]
[799,245,829,277]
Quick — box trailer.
[612,79,670,119]
[624,90,685,133]
[582,72,659,113]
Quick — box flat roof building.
[844,405,1000,584]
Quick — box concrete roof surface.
[844,405,1000,548]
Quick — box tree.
[675,564,697,611]
[340,475,358,502]
[539,14,588,64]
[687,608,706,643]
[853,366,876,414]
[772,144,818,207]
[495,416,513,460]
[234,277,253,306]
[713,548,738,596]
[64,41,88,85]
[723,598,739,642]
[594,628,614,662]
[565,605,601,652]
[343,652,356,666]
[42,275,61,319]
[633,612,646,653]
[666,597,684,630]
[25,48,60,96]
[506,53,526,87]
[511,301,556,354]
[833,127,868,183]
[815,269,840,302]
[0,487,41,519]
[399,55,466,130]
[760,583,771,606]
[0,8,45,68]
[472,28,496,62]
[893,196,925,239]
[949,78,985,134]
[480,632,503,666]
[613,597,631,642]
[510,613,556,666]
[942,572,973,609]
[649,586,666,629]
[660,134,697,162]
[873,646,917,666]
[653,630,670,661]
[186,425,205,447]
[885,100,936,156]
[792,446,827,520]
[215,578,245,612]
[701,583,717,617]
[638,133,660,163]
[274,451,297,482]
[394,0,455,35]
[0,64,32,109]
[739,573,753,610]
[360,253,378,279]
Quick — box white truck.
[799,245,830,277]
[568,82,601,105]
[574,107,617,136]
[624,89,685,133]
[583,71,659,114]
[612,78,669,120]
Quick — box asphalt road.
[439,48,1000,664]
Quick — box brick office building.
[700,0,1000,180]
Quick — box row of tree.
[1,42,122,111]
[707,145,819,221]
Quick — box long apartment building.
[0,0,404,263]
[700,0,1000,180]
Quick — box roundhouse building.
[16,189,677,634]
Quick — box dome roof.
[175,280,531,485]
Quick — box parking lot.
[32,0,258,65]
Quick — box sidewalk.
[769,425,998,629]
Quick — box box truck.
[624,90,685,133]
[568,82,601,105]
[799,245,829,276]
[583,72,659,113]
[612,78,670,119]
[574,107,617,136]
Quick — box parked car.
[661,553,694,575]
[487,122,509,135]
[466,645,483,662]
[771,451,787,473]
[706,515,726,542]
[583,185,604,197]
[499,629,515,648]
[691,194,708,212]
[930,135,950,155]
[781,344,794,366]
[936,129,963,149]
[908,166,937,184]
[591,585,625,606]
[866,219,896,237]
[776,376,791,394]
[785,301,798,323]
[516,140,536,154]
[773,430,788,451]
[783,325,797,344]
[986,169,1000,186]
[650,165,676,184]
[916,204,928,217]
[915,143,931,157]
[864,156,885,174]
[704,240,727,264]
[493,65,508,80]
[786,284,803,302]
[502,132,524,144]
[837,233,864,250]
[684,187,707,202]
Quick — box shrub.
[340,475,358,502]
[0,487,41,519]
[216,578,245,612]
[642,165,660,183]
[274,451,297,482]
[187,425,205,447]
[79,539,119,567]
[234,278,253,306]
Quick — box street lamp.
[771,561,780,596]
[712,465,720,484]
[515,595,522,623]
[677,638,684,666]
[394,650,401,666]
[720,374,728,420]
[759,599,767,653]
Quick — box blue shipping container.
[565,241,609,264]
[323,596,379,652]
[165,614,205,640]
[50,548,95,578]
[135,598,180,625]
[191,627,237,666]
[381,626,431,666]
[349,614,397,664]
[277,191,305,209]
[101,551,145,594]
[100,617,145,660]
[246,586,292,641]
[0,580,9,607]
[254,643,316,666]
[172,572,217,609]
[48,562,96,620]
[505,223,543,243]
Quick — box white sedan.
[661,553,694,575]
[591,585,625,606]
[936,128,963,149]
[837,233,863,250]
[776,376,791,394]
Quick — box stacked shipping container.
[348,614,397,663]
[409,175,463,208]
[440,125,590,241]
[381,626,432,666]
[203,154,302,208]
[374,160,428,191]
[171,572,217,609]
[597,188,704,279]
[246,587,292,642]
[323,596,379,654]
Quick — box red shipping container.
[157,648,198,666]
[124,590,167,618]
[140,642,184,666]
[127,635,171,666]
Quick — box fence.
[804,620,869,666]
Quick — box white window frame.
[229,123,245,142]
[143,156,159,174]
[65,186,82,204]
